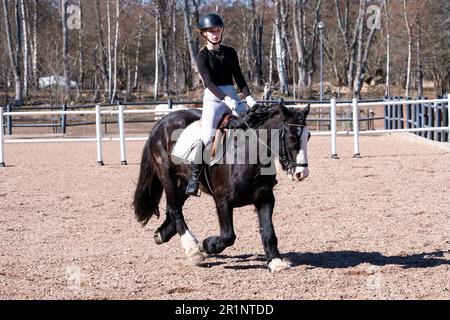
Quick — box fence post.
[427,103,434,140]
[0,107,5,167]
[399,97,405,129]
[419,99,425,137]
[6,104,12,135]
[118,104,127,165]
[406,98,411,129]
[61,104,67,134]
[352,98,361,158]
[436,101,442,142]
[447,95,450,143]
[384,96,388,130]
[413,98,417,134]
[330,98,338,159]
[95,104,104,166]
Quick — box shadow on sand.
[207,250,450,270]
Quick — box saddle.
[210,113,239,158]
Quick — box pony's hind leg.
[255,192,290,273]
[153,214,176,245]
[201,200,236,255]
[162,178,205,265]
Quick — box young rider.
[185,13,257,196]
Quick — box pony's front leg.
[256,193,290,273]
[201,202,236,254]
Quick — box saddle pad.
[170,120,230,166]
[171,120,202,164]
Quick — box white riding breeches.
[200,85,242,145]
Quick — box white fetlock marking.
[181,231,201,257]
[268,258,290,273]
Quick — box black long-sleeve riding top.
[196,45,251,100]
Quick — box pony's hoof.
[153,231,164,245]
[268,258,290,273]
[188,251,206,266]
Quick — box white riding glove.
[224,96,238,110]
[224,96,248,116]
[245,95,257,108]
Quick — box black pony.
[133,104,310,272]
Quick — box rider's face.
[203,27,223,43]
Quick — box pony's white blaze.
[295,127,309,181]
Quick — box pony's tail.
[133,143,163,226]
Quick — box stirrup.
[186,180,201,197]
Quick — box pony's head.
[236,103,311,181]
[276,104,311,181]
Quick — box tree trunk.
[274,0,288,95]
[403,0,413,98]
[3,0,23,106]
[78,0,84,91]
[292,0,322,96]
[353,20,376,98]
[111,0,120,103]
[182,0,199,89]
[250,0,263,87]
[416,23,423,97]
[171,0,178,95]
[293,0,308,95]
[154,17,159,100]
[61,0,70,102]
[269,24,275,86]
[20,0,28,99]
[347,0,364,97]
[107,0,112,101]
[133,4,144,90]
[94,0,109,96]
[384,0,390,98]
[32,0,38,86]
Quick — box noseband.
[279,123,309,171]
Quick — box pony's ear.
[303,104,310,117]
[279,103,291,120]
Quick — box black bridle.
[279,123,309,171]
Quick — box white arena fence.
[1,97,449,167]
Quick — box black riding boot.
[185,142,205,196]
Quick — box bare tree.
[352,0,376,98]
[111,0,120,103]
[155,0,169,96]
[61,0,70,101]
[154,15,159,100]
[182,0,199,89]
[250,0,263,87]
[3,0,23,106]
[78,0,84,92]
[292,0,323,96]
[31,0,38,86]
[107,0,112,100]
[133,1,144,90]
[268,23,275,86]
[94,0,109,97]
[19,0,27,98]
[384,0,390,98]
[274,0,288,94]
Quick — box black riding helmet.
[198,13,224,31]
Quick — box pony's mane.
[236,104,282,129]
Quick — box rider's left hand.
[245,95,257,108]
